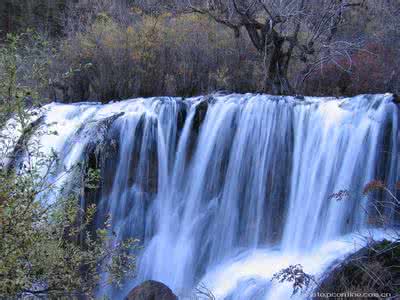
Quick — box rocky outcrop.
[6,115,45,173]
[125,280,178,300]
[315,240,400,299]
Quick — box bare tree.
[181,0,366,95]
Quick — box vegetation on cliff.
[0,36,137,298]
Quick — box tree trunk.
[244,25,293,95]
[264,42,293,95]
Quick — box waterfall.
[27,94,399,299]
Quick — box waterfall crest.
[31,94,399,299]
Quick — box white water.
[17,94,399,299]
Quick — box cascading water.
[24,94,399,299]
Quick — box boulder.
[125,280,178,300]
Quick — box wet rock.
[6,116,45,173]
[125,280,178,300]
[315,240,400,299]
[127,115,158,194]
[81,112,125,194]
[186,98,210,162]
[193,99,209,133]
[394,94,400,104]
[176,100,188,134]
[79,113,125,231]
